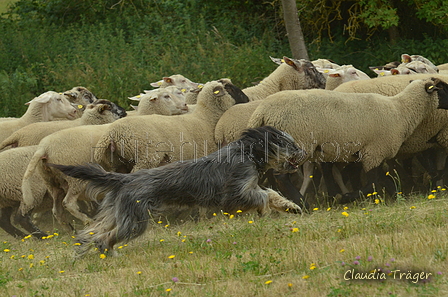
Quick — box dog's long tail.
[47,163,125,199]
[49,163,154,257]
[48,163,131,256]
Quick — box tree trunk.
[281,0,309,60]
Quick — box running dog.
[49,126,306,257]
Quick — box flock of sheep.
[1,53,448,239]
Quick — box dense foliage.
[0,0,447,116]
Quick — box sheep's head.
[29,91,78,120]
[282,56,326,90]
[197,80,248,113]
[88,99,127,120]
[425,78,448,109]
[63,86,97,105]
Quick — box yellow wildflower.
[410,206,416,209]
[265,280,272,284]
[99,254,106,259]
[28,254,34,260]
[302,275,310,279]
[374,199,380,204]
[291,228,299,233]
[341,212,349,217]
[428,194,436,199]
[339,249,345,253]
[248,221,254,224]
[168,255,175,259]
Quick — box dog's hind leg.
[266,189,302,214]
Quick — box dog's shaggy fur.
[49,126,306,257]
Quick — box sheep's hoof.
[338,193,357,204]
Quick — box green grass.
[1,194,448,296]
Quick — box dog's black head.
[240,126,306,173]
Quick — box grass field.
[1,192,448,296]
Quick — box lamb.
[0,100,125,150]
[0,91,78,144]
[93,80,249,173]
[127,87,187,116]
[247,78,448,200]
[0,145,50,238]
[21,80,249,228]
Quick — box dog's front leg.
[266,188,302,214]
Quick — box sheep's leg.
[0,207,27,238]
[273,172,309,211]
[436,150,447,187]
[339,166,394,204]
[14,212,47,239]
[265,188,302,214]
[321,162,343,196]
[332,163,350,194]
[62,187,94,225]
[51,188,74,232]
[299,161,314,195]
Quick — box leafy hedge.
[0,0,447,117]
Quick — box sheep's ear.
[128,94,142,101]
[150,80,163,87]
[316,67,331,74]
[190,85,203,94]
[269,56,283,65]
[86,104,95,109]
[373,69,390,76]
[212,86,226,97]
[283,56,302,72]
[328,73,341,78]
[401,54,412,63]
[32,92,54,104]
[163,77,174,84]
[98,104,112,114]
[425,80,439,93]
[391,69,400,75]
[64,92,77,101]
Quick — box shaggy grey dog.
[49,126,306,257]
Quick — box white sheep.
[372,61,438,76]
[323,65,371,90]
[247,78,448,197]
[0,145,50,238]
[150,74,200,90]
[21,81,249,228]
[94,80,249,173]
[21,124,118,229]
[0,100,122,150]
[334,74,448,156]
[0,91,78,144]
[127,87,187,116]
[242,56,326,101]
